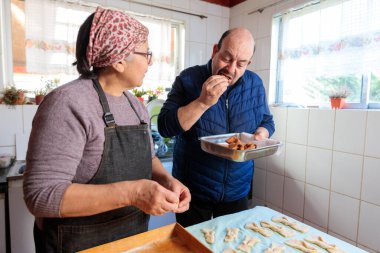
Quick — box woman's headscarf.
[86,7,149,67]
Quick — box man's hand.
[197,75,229,108]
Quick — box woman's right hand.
[127,179,180,215]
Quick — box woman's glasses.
[134,50,153,65]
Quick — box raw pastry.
[285,239,317,253]
[264,243,285,253]
[245,222,273,237]
[272,216,309,233]
[260,221,295,237]
[305,236,346,253]
[237,235,260,253]
[201,228,215,244]
[222,248,237,253]
[224,228,240,242]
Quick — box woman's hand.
[165,177,191,213]
[127,179,180,216]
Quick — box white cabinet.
[0,193,6,253]
[8,178,35,253]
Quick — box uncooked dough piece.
[285,239,317,253]
[224,228,240,242]
[245,222,273,237]
[264,243,285,253]
[305,236,346,253]
[222,247,237,253]
[201,228,215,244]
[260,221,295,237]
[272,216,309,233]
[237,235,260,253]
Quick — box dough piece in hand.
[224,228,240,242]
[264,243,285,253]
[237,235,260,253]
[222,247,237,253]
[285,239,317,253]
[305,236,346,253]
[272,216,309,233]
[260,221,295,237]
[201,228,215,244]
[245,222,273,237]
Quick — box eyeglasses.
[134,50,153,65]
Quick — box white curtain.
[278,0,380,105]
[25,0,94,74]
[134,15,174,90]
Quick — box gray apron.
[34,79,152,253]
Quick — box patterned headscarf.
[86,7,149,67]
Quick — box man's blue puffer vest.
[160,61,274,203]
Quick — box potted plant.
[146,86,164,102]
[34,88,47,105]
[131,88,147,103]
[35,78,60,105]
[329,87,349,109]
[1,86,26,105]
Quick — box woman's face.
[124,41,152,89]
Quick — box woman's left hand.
[166,177,191,213]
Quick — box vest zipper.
[220,97,230,202]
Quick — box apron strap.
[123,92,147,125]
[92,79,116,127]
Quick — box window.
[8,0,184,94]
[274,0,380,108]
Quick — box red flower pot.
[330,98,346,109]
[35,95,45,105]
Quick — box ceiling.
[201,0,247,8]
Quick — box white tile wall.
[331,151,363,199]
[308,109,335,149]
[329,192,360,241]
[286,109,309,145]
[265,171,284,208]
[304,184,330,229]
[306,147,332,189]
[358,201,380,252]
[252,167,266,200]
[285,143,306,181]
[255,107,380,252]
[362,157,380,206]
[283,177,304,217]
[364,111,380,158]
[333,110,367,155]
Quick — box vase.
[35,95,45,105]
[137,97,144,103]
[330,98,346,109]
[15,92,25,105]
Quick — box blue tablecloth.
[186,206,367,253]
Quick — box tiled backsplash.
[0,105,37,157]
[252,107,380,253]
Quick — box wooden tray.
[78,223,212,253]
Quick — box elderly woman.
[23,7,190,253]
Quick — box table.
[186,206,367,253]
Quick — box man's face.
[211,35,253,85]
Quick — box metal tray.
[200,133,282,162]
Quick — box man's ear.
[211,44,219,58]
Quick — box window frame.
[274,0,380,109]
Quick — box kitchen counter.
[6,160,25,181]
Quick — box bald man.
[158,28,275,227]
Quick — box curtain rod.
[248,0,290,15]
[50,0,207,19]
[126,0,207,19]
